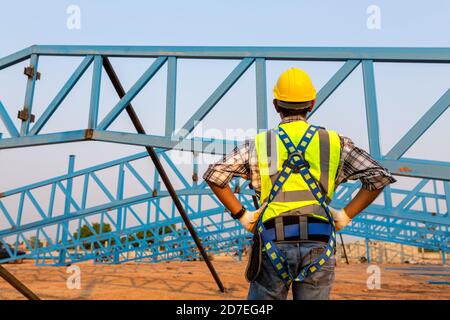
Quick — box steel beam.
[20,54,39,135]
[255,58,268,131]
[165,57,177,136]
[308,60,360,118]
[88,56,103,129]
[362,60,382,159]
[21,45,450,62]
[386,89,450,160]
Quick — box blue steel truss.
[0,150,448,265]
[0,46,449,265]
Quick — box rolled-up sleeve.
[337,136,396,191]
[203,141,251,188]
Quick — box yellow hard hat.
[273,67,316,104]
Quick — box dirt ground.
[1,257,449,300]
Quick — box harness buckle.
[283,152,309,173]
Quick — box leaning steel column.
[102,57,225,292]
[0,265,40,300]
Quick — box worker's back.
[255,120,341,223]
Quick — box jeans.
[247,242,335,300]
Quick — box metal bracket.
[17,109,35,123]
[84,129,94,140]
[23,66,41,80]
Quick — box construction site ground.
[1,257,449,300]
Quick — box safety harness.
[256,124,336,286]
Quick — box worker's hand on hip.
[239,203,267,233]
[330,207,351,231]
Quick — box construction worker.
[203,67,396,300]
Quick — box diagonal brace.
[102,57,225,293]
[175,58,254,139]
[0,265,40,300]
[29,56,94,135]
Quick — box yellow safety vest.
[255,121,341,223]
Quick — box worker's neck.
[279,114,307,125]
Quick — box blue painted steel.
[402,273,450,277]
[366,238,371,263]
[0,47,33,71]
[20,54,39,135]
[6,45,450,62]
[0,46,446,182]
[88,56,103,129]
[58,155,75,264]
[0,45,449,266]
[165,57,177,136]
[362,60,382,159]
[445,182,450,223]
[0,148,448,265]
[385,267,450,271]
[308,60,360,118]
[0,130,89,149]
[380,157,450,181]
[255,58,268,131]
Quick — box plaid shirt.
[203,115,396,195]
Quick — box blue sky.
[0,1,449,230]
[1,0,450,50]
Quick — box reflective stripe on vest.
[255,121,341,223]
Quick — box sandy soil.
[1,257,449,300]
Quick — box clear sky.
[0,1,449,235]
[1,0,450,49]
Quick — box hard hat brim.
[277,100,313,110]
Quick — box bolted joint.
[84,129,94,140]
[17,109,35,123]
[24,66,41,80]
[192,173,198,182]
